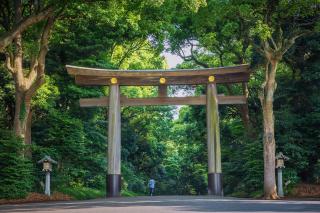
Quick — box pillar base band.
[107,174,121,197]
[208,173,223,196]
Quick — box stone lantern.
[38,155,57,196]
[275,152,289,197]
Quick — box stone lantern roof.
[37,155,57,164]
[275,152,289,160]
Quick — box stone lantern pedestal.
[275,152,289,197]
[38,156,57,196]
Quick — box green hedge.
[58,186,105,200]
[0,130,34,199]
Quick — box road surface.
[1,196,320,213]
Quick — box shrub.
[0,130,34,199]
[58,186,105,200]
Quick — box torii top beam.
[66,64,250,86]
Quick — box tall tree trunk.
[260,60,279,199]
[13,90,33,156]
[13,91,32,138]
[12,36,33,156]
[256,32,305,199]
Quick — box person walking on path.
[148,178,155,196]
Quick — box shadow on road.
[1,196,320,213]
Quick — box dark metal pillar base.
[107,174,121,197]
[208,173,223,196]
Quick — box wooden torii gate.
[67,64,251,197]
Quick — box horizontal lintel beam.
[75,73,250,86]
[67,64,250,77]
[79,95,247,107]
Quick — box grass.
[121,190,140,197]
[58,186,105,200]
[58,186,141,200]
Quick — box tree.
[0,1,54,52]
[165,0,253,133]
[232,0,319,199]
[0,0,64,151]
[29,1,172,194]
[166,0,319,198]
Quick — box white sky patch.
[161,51,183,69]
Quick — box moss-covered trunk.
[13,90,32,157]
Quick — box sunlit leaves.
[249,20,273,41]
[182,0,207,13]
[32,76,59,110]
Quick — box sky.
[162,51,183,68]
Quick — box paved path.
[1,196,320,213]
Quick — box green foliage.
[121,190,140,197]
[58,186,105,200]
[0,130,34,199]
[0,67,14,130]
[32,109,106,190]
[249,20,273,41]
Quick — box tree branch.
[269,36,278,50]
[26,15,55,90]
[0,5,54,52]
[37,15,55,66]
[4,52,14,73]
[281,30,312,54]
[25,56,38,87]
[175,41,209,68]
[251,41,265,56]
[190,54,209,68]
[25,75,45,100]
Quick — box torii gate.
[66,64,251,197]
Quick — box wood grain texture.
[74,73,250,86]
[79,95,246,107]
[158,85,167,97]
[207,84,221,174]
[67,64,250,77]
[108,85,121,175]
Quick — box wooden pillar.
[107,84,121,197]
[206,83,223,196]
[158,85,167,97]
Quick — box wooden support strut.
[158,85,167,97]
[207,83,223,196]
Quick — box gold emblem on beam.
[208,75,215,82]
[110,78,118,84]
[159,77,166,84]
